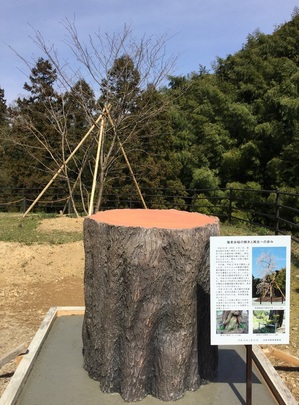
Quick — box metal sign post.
[210,235,291,403]
[246,345,252,405]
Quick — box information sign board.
[210,235,291,345]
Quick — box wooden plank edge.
[0,307,58,405]
[0,307,85,405]
[0,343,28,369]
[56,306,85,317]
[252,345,298,405]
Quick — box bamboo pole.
[105,108,147,209]
[88,115,105,215]
[118,139,148,209]
[22,111,106,218]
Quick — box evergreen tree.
[101,54,140,119]
[9,58,60,190]
[23,58,57,101]
[214,16,299,189]
[0,87,7,125]
[93,55,177,211]
[0,87,10,191]
[3,15,299,212]
[168,14,299,191]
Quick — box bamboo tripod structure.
[260,277,286,301]
[22,104,147,218]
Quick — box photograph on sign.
[210,235,291,345]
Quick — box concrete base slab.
[6,313,279,405]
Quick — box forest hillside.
[0,14,299,213]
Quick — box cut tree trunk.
[82,208,220,402]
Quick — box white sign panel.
[210,235,291,345]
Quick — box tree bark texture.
[82,209,220,402]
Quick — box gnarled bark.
[82,209,219,401]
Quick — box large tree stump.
[82,209,219,402]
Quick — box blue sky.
[1,0,297,104]
[252,247,287,278]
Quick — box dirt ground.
[0,216,298,402]
[0,217,85,398]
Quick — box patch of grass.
[0,213,82,244]
[220,220,272,237]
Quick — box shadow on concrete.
[216,348,261,405]
[15,316,276,405]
